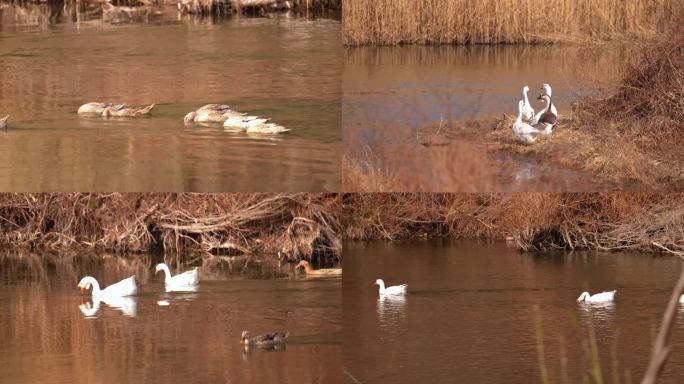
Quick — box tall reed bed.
[0,193,342,262]
[343,0,682,45]
[343,193,684,253]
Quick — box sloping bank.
[343,193,684,254]
[0,193,342,263]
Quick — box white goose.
[0,115,8,129]
[375,279,407,296]
[521,86,535,122]
[533,94,557,135]
[155,263,199,292]
[512,100,542,144]
[577,290,616,303]
[679,295,684,304]
[77,275,137,298]
[541,84,559,116]
[223,115,290,134]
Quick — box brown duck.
[295,260,342,276]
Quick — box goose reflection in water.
[578,301,616,333]
[78,296,137,318]
[376,294,407,332]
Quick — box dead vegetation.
[486,26,684,189]
[0,193,342,263]
[343,193,684,254]
[343,0,682,46]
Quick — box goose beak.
[79,287,85,295]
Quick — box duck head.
[183,111,197,124]
[241,331,250,345]
[541,83,552,97]
[523,85,530,93]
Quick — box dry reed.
[0,193,342,262]
[343,0,682,45]
[343,193,684,253]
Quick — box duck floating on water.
[295,260,342,276]
[155,263,199,292]
[0,115,8,129]
[512,100,542,144]
[184,104,289,134]
[375,279,407,296]
[77,102,154,117]
[577,290,616,303]
[77,275,137,298]
[241,330,289,347]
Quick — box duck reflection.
[78,296,137,318]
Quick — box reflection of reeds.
[342,193,684,254]
[343,0,682,45]
[0,193,342,262]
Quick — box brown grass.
[485,26,684,189]
[343,0,682,46]
[343,193,684,253]
[0,193,342,263]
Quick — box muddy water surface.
[0,7,340,191]
[343,240,684,384]
[0,252,341,383]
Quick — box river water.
[0,252,341,384]
[343,240,684,384]
[0,6,340,191]
[343,44,626,191]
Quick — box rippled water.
[343,240,684,384]
[0,252,341,384]
[0,7,341,191]
[343,44,626,191]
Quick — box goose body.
[541,84,559,116]
[375,279,407,296]
[223,116,290,134]
[295,260,342,276]
[78,102,153,117]
[102,104,155,117]
[184,104,245,124]
[679,294,684,304]
[241,330,289,346]
[185,104,289,133]
[0,115,8,129]
[577,290,616,303]
[78,102,125,116]
[155,263,199,291]
[512,100,541,144]
[533,94,557,134]
[521,86,535,122]
[77,275,137,298]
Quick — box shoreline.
[0,193,342,263]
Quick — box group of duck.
[76,259,340,347]
[0,102,289,134]
[511,83,559,144]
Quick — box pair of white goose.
[184,104,289,134]
[512,84,559,144]
[76,263,199,298]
